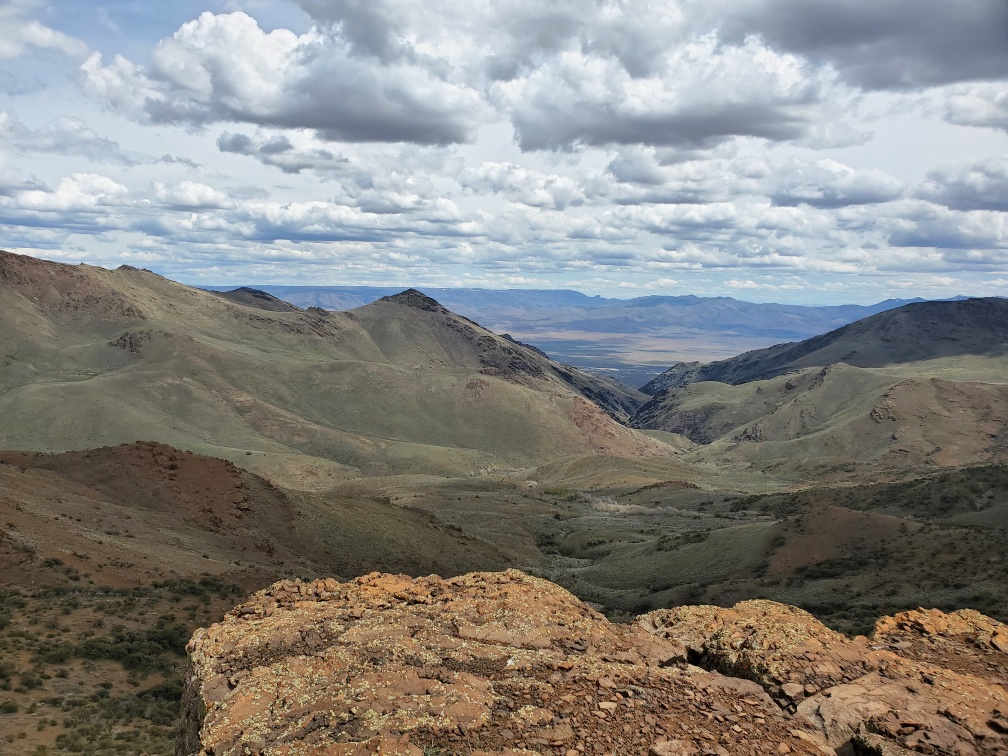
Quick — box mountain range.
[204,284,944,387]
[0,249,1005,755]
[631,297,1008,477]
[0,251,660,480]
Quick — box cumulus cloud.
[919,157,1008,212]
[0,111,136,165]
[78,2,874,154]
[720,0,1008,90]
[604,151,774,206]
[888,205,1008,254]
[0,0,87,60]
[945,84,1008,132]
[153,181,232,210]
[1,0,1005,300]
[607,148,670,186]
[16,173,129,212]
[770,159,904,208]
[461,162,584,210]
[0,173,135,237]
[81,11,487,144]
[0,175,46,201]
[217,131,348,174]
[496,36,825,150]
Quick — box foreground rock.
[179,570,833,755]
[179,571,1007,755]
[645,602,1008,755]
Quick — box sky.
[0,0,1007,304]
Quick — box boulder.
[179,571,831,756]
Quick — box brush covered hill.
[632,298,1008,476]
[0,441,515,591]
[0,251,664,477]
[641,297,1008,392]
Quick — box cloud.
[217,130,348,174]
[2,1,1006,302]
[461,162,584,210]
[0,0,87,60]
[918,156,1008,212]
[887,205,1008,254]
[0,111,136,165]
[79,3,873,154]
[15,173,129,212]
[770,159,904,208]
[0,168,48,197]
[153,181,232,210]
[0,71,46,96]
[496,36,827,150]
[157,154,201,169]
[604,151,774,206]
[607,149,673,186]
[82,11,487,144]
[945,83,1008,131]
[720,0,1008,90]
[294,0,411,62]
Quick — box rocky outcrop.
[379,288,449,313]
[179,571,834,756]
[0,248,146,321]
[179,572,1007,756]
[645,601,1008,755]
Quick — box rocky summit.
[178,571,1007,756]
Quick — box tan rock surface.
[179,571,832,756]
[180,575,1007,755]
[641,601,876,709]
[646,601,1008,755]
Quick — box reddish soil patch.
[767,504,905,577]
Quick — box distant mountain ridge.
[201,284,949,387]
[203,284,929,325]
[629,297,1008,473]
[640,297,1008,393]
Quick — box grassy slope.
[633,358,1008,479]
[0,253,666,477]
[644,297,1008,388]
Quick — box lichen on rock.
[178,571,1007,756]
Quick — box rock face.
[645,601,1008,755]
[178,571,1007,756]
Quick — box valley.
[0,250,1006,754]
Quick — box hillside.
[641,297,1008,392]
[0,250,663,476]
[226,285,930,387]
[3,251,1007,755]
[0,442,511,591]
[1,439,1005,753]
[632,298,1008,475]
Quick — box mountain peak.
[214,286,302,312]
[379,288,446,312]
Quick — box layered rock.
[179,571,1007,756]
[179,571,834,756]
[645,602,1008,755]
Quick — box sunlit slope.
[643,297,1008,391]
[0,251,667,475]
[632,297,1008,476]
[635,360,1008,476]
